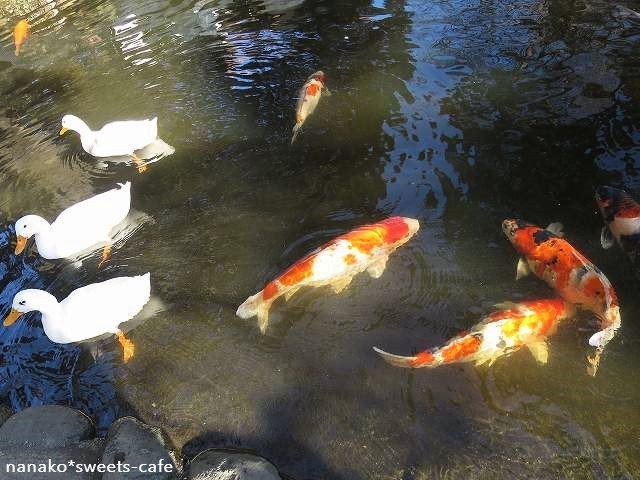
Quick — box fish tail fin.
[291,123,302,144]
[373,347,437,368]
[236,292,272,334]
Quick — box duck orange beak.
[3,308,22,327]
[59,127,69,135]
[14,235,28,255]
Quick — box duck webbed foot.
[130,153,148,174]
[98,244,112,267]
[116,329,135,363]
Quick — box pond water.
[0,0,639,477]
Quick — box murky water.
[0,0,639,477]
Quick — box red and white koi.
[237,216,419,333]
[375,299,575,368]
[595,185,640,262]
[291,70,330,144]
[502,219,620,374]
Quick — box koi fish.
[237,216,419,333]
[13,19,30,56]
[375,299,575,368]
[595,185,640,262]
[291,70,331,144]
[502,219,620,375]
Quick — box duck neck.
[35,293,64,341]
[30,217,58,258]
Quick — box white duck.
[3,273,151,362]
[14,182,131,262]
[60,114,158,172]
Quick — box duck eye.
[22,225,26,228]
[18,300,25,305]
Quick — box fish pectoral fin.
[600,227,615,249]
[526,340,549,365]
[367,257,388,279]
[323,86,332,96]
[516,257,531,280]
[284,286,301,301]
[546,222,564,237]
[332,276,353,294]
[493,301,519,310]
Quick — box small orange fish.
[595,185,640,261]
[13,19,30,56]
[237,216,419,333]
[375,299,575,368]
[291,70,331,144]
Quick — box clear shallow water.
[0,0,639,477]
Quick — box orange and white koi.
[502,219,620,368]
[291,70,331,144]
[375,299,575,368]
[595,185,640,263]
[237,216,419,333]
[13,19,30,56]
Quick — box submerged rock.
[101,416,179,479]
[188,449,282,480]
[0,404,94,448]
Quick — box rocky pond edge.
[0,404,285,479]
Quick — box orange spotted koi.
[291,70,331,144]
[502,219,620,375]
[375,299,575,368]
[595,185,640,262]
[13,19,30,56]
[237,216,419,333]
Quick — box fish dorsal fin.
[546,222,564,237]
[367,256,388,279]
[526,340,549,364]
[516,257,531,280]
[600,227,615,249]
[331,276,353,294]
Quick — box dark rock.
[188,449,281,480]
[0,439,103,479]
[0,404,12,427]
[0,405,94,448]
[101,416,178,479]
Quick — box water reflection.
[0,0,639,477]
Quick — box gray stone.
[101,417,178,479]
[0,439,103,480]
[0,405,93,448]
[188,450,281,480]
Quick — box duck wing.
[94,118,158,155]
[50,183,131,254]
[60,273,151,340]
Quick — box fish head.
[502,218,539,254]
[379,216,420,245]
[595,185,640,222]
[309,70,325,84]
